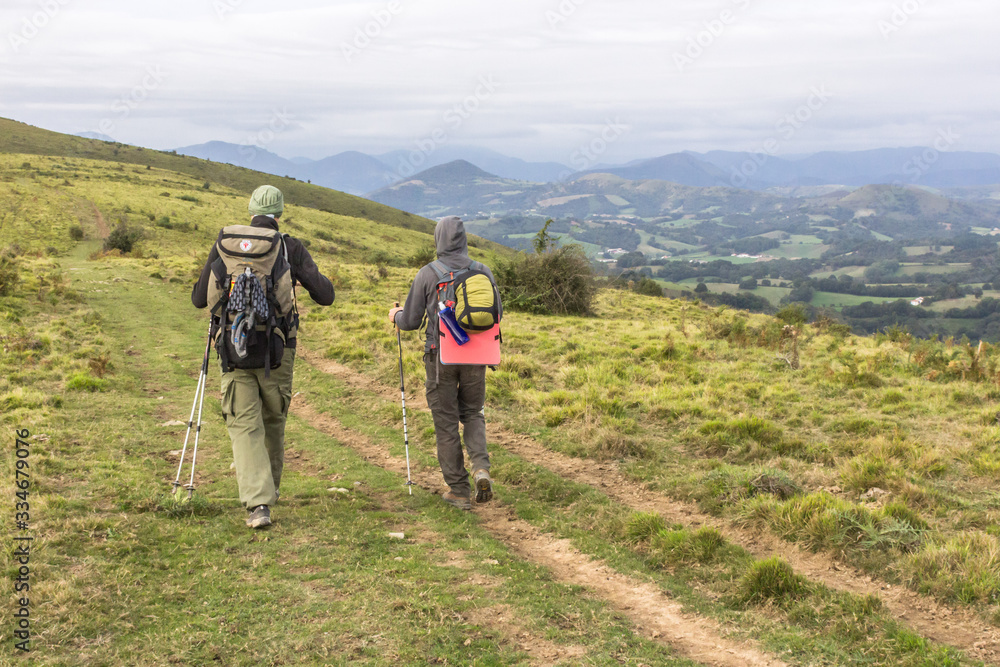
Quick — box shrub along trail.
[297,345,1000,666]
[292,399,788,667]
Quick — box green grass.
[924,292,1000,312]
[2,254,692,665]
[295,363,973,665]
[3,141,1000,664]
[0,117,504,259]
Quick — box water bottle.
[439,302,470,346]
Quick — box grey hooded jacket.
[394,216,501,353]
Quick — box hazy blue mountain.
[76,131,117,142]
[690,150,804,188]
[375,145,569,183]
[174,142,397,194]
[581,153,731,186]
[175,141,298,179]
[299,151,399,195]
[175,139,1000,196]
[692,148,1000,190]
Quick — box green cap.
[248,185,284,216]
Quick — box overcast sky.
[1,0,997,164]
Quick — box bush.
[738,557,806,605]
[104,220,144,254]
[633,277,663,297]
[496,244,596,316]
[364,249,400,267]
[69,225,84,241]
[0,249,20,296]
[649,527,726,566]
[626,512,668,543]
[406,246,436,268]
[777,304,807,326]
[66,372,108,392]
[491,220,597,316]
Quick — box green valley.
[5,124,1000,665]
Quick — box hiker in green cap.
[389,216,501,511]
[192,185,334,529]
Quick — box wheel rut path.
[298,347,1000,666]
[293,398,788,667]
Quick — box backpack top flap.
[207,226,291,318]
[218,225,281,262]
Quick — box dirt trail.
[292,399,787,667]
[73,198,108,238]
[298,347,1000,665]
[92,203,108,237]
[292,402,584,667]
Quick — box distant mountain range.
[691,148,1000,190]
[169,141,570,195]
[173,141,398,196]
[577,148,1000,191]
[76,131,117,142]
[366,159,1000,236]
[115,135,1000,198]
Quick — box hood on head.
[435,216,469,264]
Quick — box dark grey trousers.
[424,353,490,497]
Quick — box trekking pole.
[394,302,413,495]
[172,319,214,499]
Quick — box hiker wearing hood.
[192,185,334,529]
[389,216,501,511]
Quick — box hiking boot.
[442,491,471,511]
[246,505,271,529]
[473,469,493,504]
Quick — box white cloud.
[0,0,997,160]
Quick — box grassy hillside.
[7,146,1000,665]
[0,117,444,240]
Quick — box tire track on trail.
[297,346,1000,665]
[292,398,788,667]
[290,402,586,667]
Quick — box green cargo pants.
[221,349,295,509]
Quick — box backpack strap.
[281,233,300,336]
[263,274,274,378]
[430,260,452,282]
[427,261,455,352]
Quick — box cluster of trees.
[838,297,1000,341]
[722,236,781,255]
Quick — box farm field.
[6,150,1000,665]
